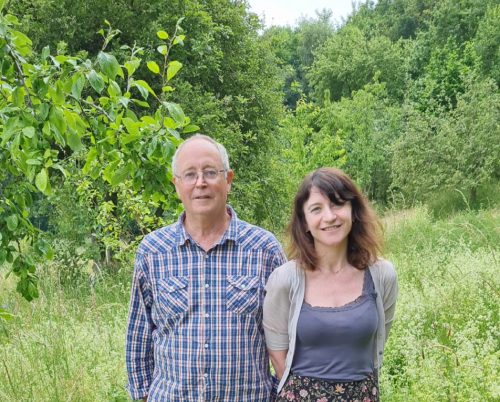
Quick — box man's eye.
[204,170,217,179]
[184,172,197,180]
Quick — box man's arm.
[126,253,155,401]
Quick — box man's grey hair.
[171,134,231,175]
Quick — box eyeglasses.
[175,169,226,185]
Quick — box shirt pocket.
[156,276,189,317]
[226,275,261,315]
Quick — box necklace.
[317,264,347,275]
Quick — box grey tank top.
[291,269,379,381]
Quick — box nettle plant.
[0,8,196,301]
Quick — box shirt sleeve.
[381,261,399,341]
[126,253,155,400]
[267,236,287,270]
[263,266,291,350]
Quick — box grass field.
[1,206,499,401]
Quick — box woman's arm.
[268,349,288,380]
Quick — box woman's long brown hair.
[288,168,383,271]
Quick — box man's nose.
[194,172,207,186]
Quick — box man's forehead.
[177,138,222,165]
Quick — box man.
[126,134,286,401]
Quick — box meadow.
[1,206,499,401]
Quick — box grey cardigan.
[263,259,398,392]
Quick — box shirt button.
[205,254,209,259]
[205,313,210,318]
[204,373,208,378]
[205,283,209,288]
[204,343,209,348]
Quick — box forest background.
[0,0,498,400]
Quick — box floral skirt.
[276,372,379,402]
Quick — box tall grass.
[0,267,131,402]
[382,207,499,402]
[1,207,499,401]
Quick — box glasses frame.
[175,169,227,185]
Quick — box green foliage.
[0,11,191,300]
[308,25,407,103]
[1,206,498,401]
[382,207,499,401]
[474,4,500,84]
[392,77,500,202]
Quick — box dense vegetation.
[1,0,499,400]
[1,207,498,401]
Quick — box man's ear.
[172,176,181,197]
[226,169,234,190]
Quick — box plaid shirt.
[126,206,286,401]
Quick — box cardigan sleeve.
[263,265,292,350]
[380,260,399,341]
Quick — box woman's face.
[303,187,352,252]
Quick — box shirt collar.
[175,205,239,247]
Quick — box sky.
[247,0,363,27]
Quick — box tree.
[307,25,407,103]
[0,9,192,300]
[392,77,500,203]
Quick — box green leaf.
[166,61,182,81]
[71,74,85,99]
[133,99,150,108]
[110,163,131,186]
[6,215,18,231]
[11,30,32,57]
[87,70,105,93]
[107,80,122,98]
[162,85,174,92]
[26,159,42,165]
[1,116,20,146]
[22,126,35,138]
[157,30,169,40]
[121,117,141,144]
[134,80,156,100]
[49,106,67,138]
[163,102,185,125]
[0,306,14,322]
[41,45,50,61]
[163,117,179,129]
[97,51,121,80]
[173,35,185,46]
[124,59,140,77]
[35,168,49,193]
[67,131,83,151]
[147,61,160,74]
[183,124,200,134]
[103,160,120,183]
[157,45,168,55]
[82,147,98,174]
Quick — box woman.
[264,168,398,401]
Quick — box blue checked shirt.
[126,206,286,401]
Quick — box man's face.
[173,139,233,219]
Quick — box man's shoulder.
[235,219,282,251]
[137,222,179,255]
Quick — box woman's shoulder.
[267,260,301,287]
[369,258,397,281]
